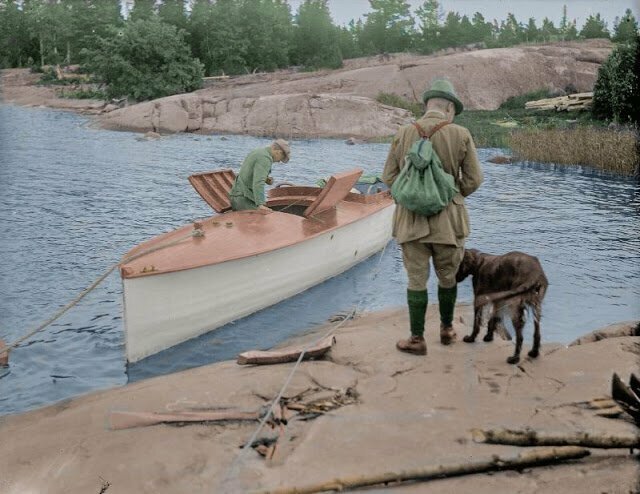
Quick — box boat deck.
[120,190,392,279]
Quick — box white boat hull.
[123,205,394,362]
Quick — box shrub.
[81,18,204,101]
[592,36,639,124]
[499,89,554,110]
[376,92,423,117]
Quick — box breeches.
[401,240,463,290]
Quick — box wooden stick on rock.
[250,446,590,494]
[471,428,640,449]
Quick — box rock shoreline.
[1,39,612,140]
[0,306,638,493]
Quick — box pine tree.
[612,8,638,44]
[159,0,187,32]
[579,14,609,39]
[292,0,341,69]
[414,0,442,53]
[361,0,414,54]
[129,0,155,21]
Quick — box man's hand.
[265,176,273,185]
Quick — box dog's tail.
[474,277,546,308]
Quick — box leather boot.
[397,289,428,355]
[438,285,457,345]
[396,335,427,355]
[440,323,457,345]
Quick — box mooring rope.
[219,239,390,493]
[0,229,201,359]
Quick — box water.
[1,104,638,416]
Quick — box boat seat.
[188,169,236,213]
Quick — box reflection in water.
[0,104,639,415]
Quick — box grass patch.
[59,88,106,100]
[376,92,423,118]
[510,127,638,175]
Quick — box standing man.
[229,139,291,211]
[382,79,483,355]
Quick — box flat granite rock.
[0,305,638,494]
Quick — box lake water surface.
[1,104,638,415]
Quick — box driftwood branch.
[109,410,260,430]
[237,335,336,365]
[472,428,640,449]
[251,446,590,494]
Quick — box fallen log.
[471,427,640,448]
[109,409,260,430]
[250,446,589,494]
[237,335,336,365]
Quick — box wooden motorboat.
[119,168,393,363]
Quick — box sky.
[288,0,640,29]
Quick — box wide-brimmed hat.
[422,79,464,115]
[273,139,291,163]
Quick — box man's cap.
[422,79,464,115]
[273,139,291,163]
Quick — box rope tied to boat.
[0,229,201,360]
[219,241,390,493]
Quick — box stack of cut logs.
[525,92,593,112]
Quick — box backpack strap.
[413,121,450,139]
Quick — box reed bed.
[510,127,639,175]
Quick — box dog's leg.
[507,304,526,364]
[464,305,482,343]
[528,302,542,358]
[484,316,497,342]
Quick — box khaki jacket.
[382,111,483,246]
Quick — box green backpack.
[390,121,459,217]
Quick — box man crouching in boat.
[229,139,291,211]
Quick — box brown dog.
[456,249,549,364]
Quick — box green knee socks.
[438,285,457,326]
[407,289,428,337]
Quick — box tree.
[238,0,292,72]
[158,0,187,32]
[81,18,203,101]
[414,0,442,53]
[612,8,638,44]
[523,17,539,43]
[129,0,155,21]
[539,17,557,42]
[292,0,342,69]
[470,12,492,44]
[497,12,522,46]
[592,38,638,123]
[361,0,414,54]
[22,0,70,66]
[0,0,31,67]
[579,14,609,39]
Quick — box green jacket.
[229,147,273,209]
[382,111,483,246]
